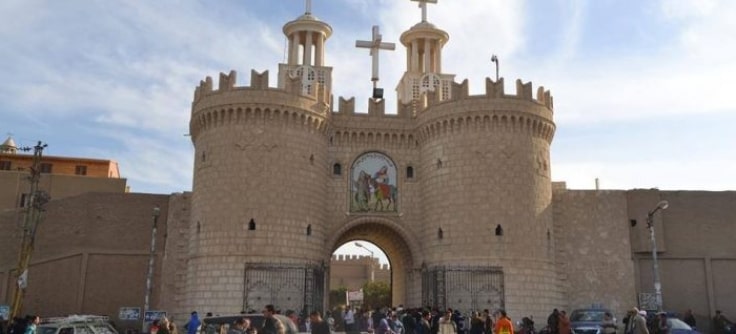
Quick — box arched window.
[406,166,414,179]
[333,163,342,175]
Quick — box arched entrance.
[325,217,422,307]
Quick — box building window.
[40,163,53,174]
[333,163,342,175]
[19,193,28,208]
[0,160,11,170]
[406,166,414,179]
[75,165,87,176]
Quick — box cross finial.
[305,0,312,15]
[410,0,438,22]
[355,25,396,87]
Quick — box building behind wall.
[0,136,128,211]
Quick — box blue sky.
[1,0,735,199]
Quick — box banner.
[0,305,9,321]
[144,311,167,322]
[347,289,364,302]
[119,307,141,321]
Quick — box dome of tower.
[283,12,332,39]
[0,136,18,154]
[399,21,449,48]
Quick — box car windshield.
[570,311,606,322]
[668,319,692,330]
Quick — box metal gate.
[243,263,324,314]
[422,266,504,313]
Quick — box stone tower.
[185,0,560,319]
[186,6,332,314]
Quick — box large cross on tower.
[411,0,438,22]
[305,0,312,15]
[355,25,396,88]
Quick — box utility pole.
[10,141,49,319]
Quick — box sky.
[1,0,735,231]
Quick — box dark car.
[569,309,616,334]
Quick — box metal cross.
[305,0,312,14]
[355,25,396,87]
[410,0,438,22]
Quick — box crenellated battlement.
[192,69,329,107]
[189,69,333,141]
[331,254,391,270]
[414,77,554,111]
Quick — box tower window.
[406,166,414,179]
[75,165,87,176]
[201,151,206,162]
[40,163,53,174]
[333,163,342,175]
[0,160,11,170]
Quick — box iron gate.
[422,266,504,313]
[243,263,324,314]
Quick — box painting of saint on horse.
[350,153,398,212]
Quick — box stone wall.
[0,192,169,331]
[552,188,637,320]
[329,255,390,291]
[628,190,736,333]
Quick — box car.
[666,317,701,334]
[569,309,616,334]
[38,315,118,334]
[202,314,302,334]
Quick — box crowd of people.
[0,306,731,334]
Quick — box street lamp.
[354,242,375,282]
[646,200,669,312]
[491,54,499,82]
[143,206,161,332]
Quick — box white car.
[38,315,118,334]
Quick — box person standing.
[482,310,493,334]
[712,311,731,334]
[601,312,617,334]
[23,316,39,334]
[185,312,201,334]
[344,307,356,333]
[418,311,433,334]
[439,310,457,334]
[547,310,560,334]
[469,312,484,334]
[228,319,247,334]
[625,308,649,334]
[262,305,285,334]
[558,311,571,334]
[494,310,513,334]
[681,310,696,329]
[310,311,331,334]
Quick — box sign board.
[638,293,657,311]
[347,289,364,302]
[0,305,9,321]
[119,307,141,321]
[144,311,167,322]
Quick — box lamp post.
[646,200,669,312]
[354,242,375,282]
[143,206,161,332]
[491,54,499,82]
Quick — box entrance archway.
[325,217,422,307]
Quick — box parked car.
[569,309,616,334]
[38,315,118,334]
[202,314,301,334]
[667,317,701,334]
